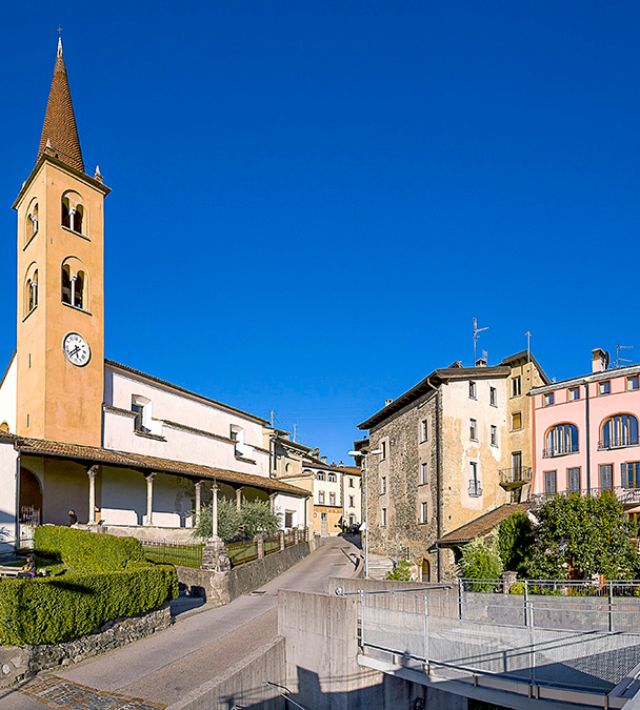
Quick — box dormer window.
[131,395,151,433]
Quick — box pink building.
[531,349,640,509]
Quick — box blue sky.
[1,2,640,462]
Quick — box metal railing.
[528,485,640,506]
[142,541,204,568]
[598,439,640,451]
[467,479,482,497]
[499,466,532,487]
[542,445,579,458]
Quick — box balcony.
[499,466,532,491]
[528,485,640,507]
[542,445,579,458]
[468,479,482,497]
[598,439,639,451]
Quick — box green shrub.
[34,526,145,571]
[193,499,281,541]
[0,565,178,645]
[459,538,503,591]
[240,500,281,539]
[509,581,525,595]
[498,512,534,573]
[385,560,414,581]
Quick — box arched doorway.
[421,558,431,583]
[19,467,42,525]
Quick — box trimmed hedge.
[34,526,145,571]
[0,565,178,645]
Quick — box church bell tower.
[13,39,109,446]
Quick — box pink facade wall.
[532,371,640,495]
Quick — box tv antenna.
[614,344,634,369]
[525,331,532,362]
[473,317,490,364]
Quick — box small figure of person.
[68,509,78,526]
[17,553,36,578]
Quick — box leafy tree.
[498,511,534,572]
[240,500,281,538]
[385,559,413,581]
[459,538,503,591]
[192,498,242,542]
[526,492,639,580]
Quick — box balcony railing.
[499,466,532,490]
[542,445,579,458]
[528,485,640,507]
[598,439,640,451]
[468,479,482,497]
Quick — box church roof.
[38,39,84,173]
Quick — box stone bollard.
[201,536,231,572]
[501,570,518,594]
[279,530,285,551]
[256,535,264,560]
[294,528,299,545]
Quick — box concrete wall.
[0,441,18,552]
[0,356,16,433]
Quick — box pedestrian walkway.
[1,536,359,709]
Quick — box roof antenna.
[525,331,532,362]
[614,344,634,369]
[472,317,490,365]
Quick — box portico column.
[194,481,204,527]
[145,473,156,526]
[236,486,243,511]
[269,492,277,512]
[87,465,99,524]
[212,482,219,538]
[70,275,77,306]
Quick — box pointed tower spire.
[37,37,84,172]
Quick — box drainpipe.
[14,452,21,551]
[585,383,591,493]
[426,376,442,583]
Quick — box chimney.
[592,348,610,373]
[384,399,392,406]
[475,357,487,367]
[312,447,320,458]
[321,456,327,464]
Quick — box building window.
[468,461,482,497]
[420,462,429,485]
[349,495,354,507]
[316,471,325,481]
[490,387,497,407]
[61,264,86,310]
[512,376,522,397]
[26,200,39,242]
[381,507,387,527]
[567,467,581,494]
[380,440,387,460]
[622,462,640,489]
[380,476,387,495]
[599,381,611,396]
[568,386,580,401]
[131,396,151,433]
[284,511,294,528]
[601,415,639,450]
[544,392,555,406]
[470,418,478,441]
[512,412,522,431]
[318,491,325,504]
[327,472,337,483]
[420,419,429,442]
[25,269,38,315]
[490,425,498,447]
[469,381,477,400]
[230,424,246,456]
[628,376,640,392]
[544,470,557,494]
[420,501,428,524]
[599,464,613,491]
[62,195,84,234]
[329,492,336,506]
[349,477,354,488]
[544,423,579,457]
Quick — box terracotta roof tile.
[438,503,529,546]
[37,39,84,172]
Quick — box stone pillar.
[502,570,518,594]
[145,473,156,526]
[194,481,203,527]
[201,537,231,572]
[87,465,99,524]
[212,483,219,538]
[236,486,243,511]
[269,492,277,512]
[256,535,264,560]
[279,529,285,551]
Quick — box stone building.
[357,352,548,581]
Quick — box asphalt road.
[0,537,359,709]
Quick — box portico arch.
[19,467,42,524]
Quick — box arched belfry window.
[61,191,85,235]
[26,200,39,243]
[601,415,639,449]
[61,258,88,311]
[24,264,38,316]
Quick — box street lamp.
[348,447,382,578]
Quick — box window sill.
[511,427,523,433]
[23,231,38,251]
[470,438,479,443]
[62,301,92,317]
[490,443,498,448]
[418,521,429,526]
[62,225,91,241]
[418,481,429,487]
[22,307,38,323]
[235,454,257,465]
[134,430,166,442]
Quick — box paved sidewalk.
[0,536,359,709]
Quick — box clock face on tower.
[62,332,91,367]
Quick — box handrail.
[336,584,451,596]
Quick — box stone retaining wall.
[0,605,171,688]
[177,541,312,606]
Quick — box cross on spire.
[57,25,63,36]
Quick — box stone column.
[256,535,264,560]
[194,481,203,527]
[269,492,277,512]
[236,486,243,511]
[212,482,219,538]
[87,465,99,524]
[279,529,285,551]
[145,473,156,526]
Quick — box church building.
[0,40,309,551]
